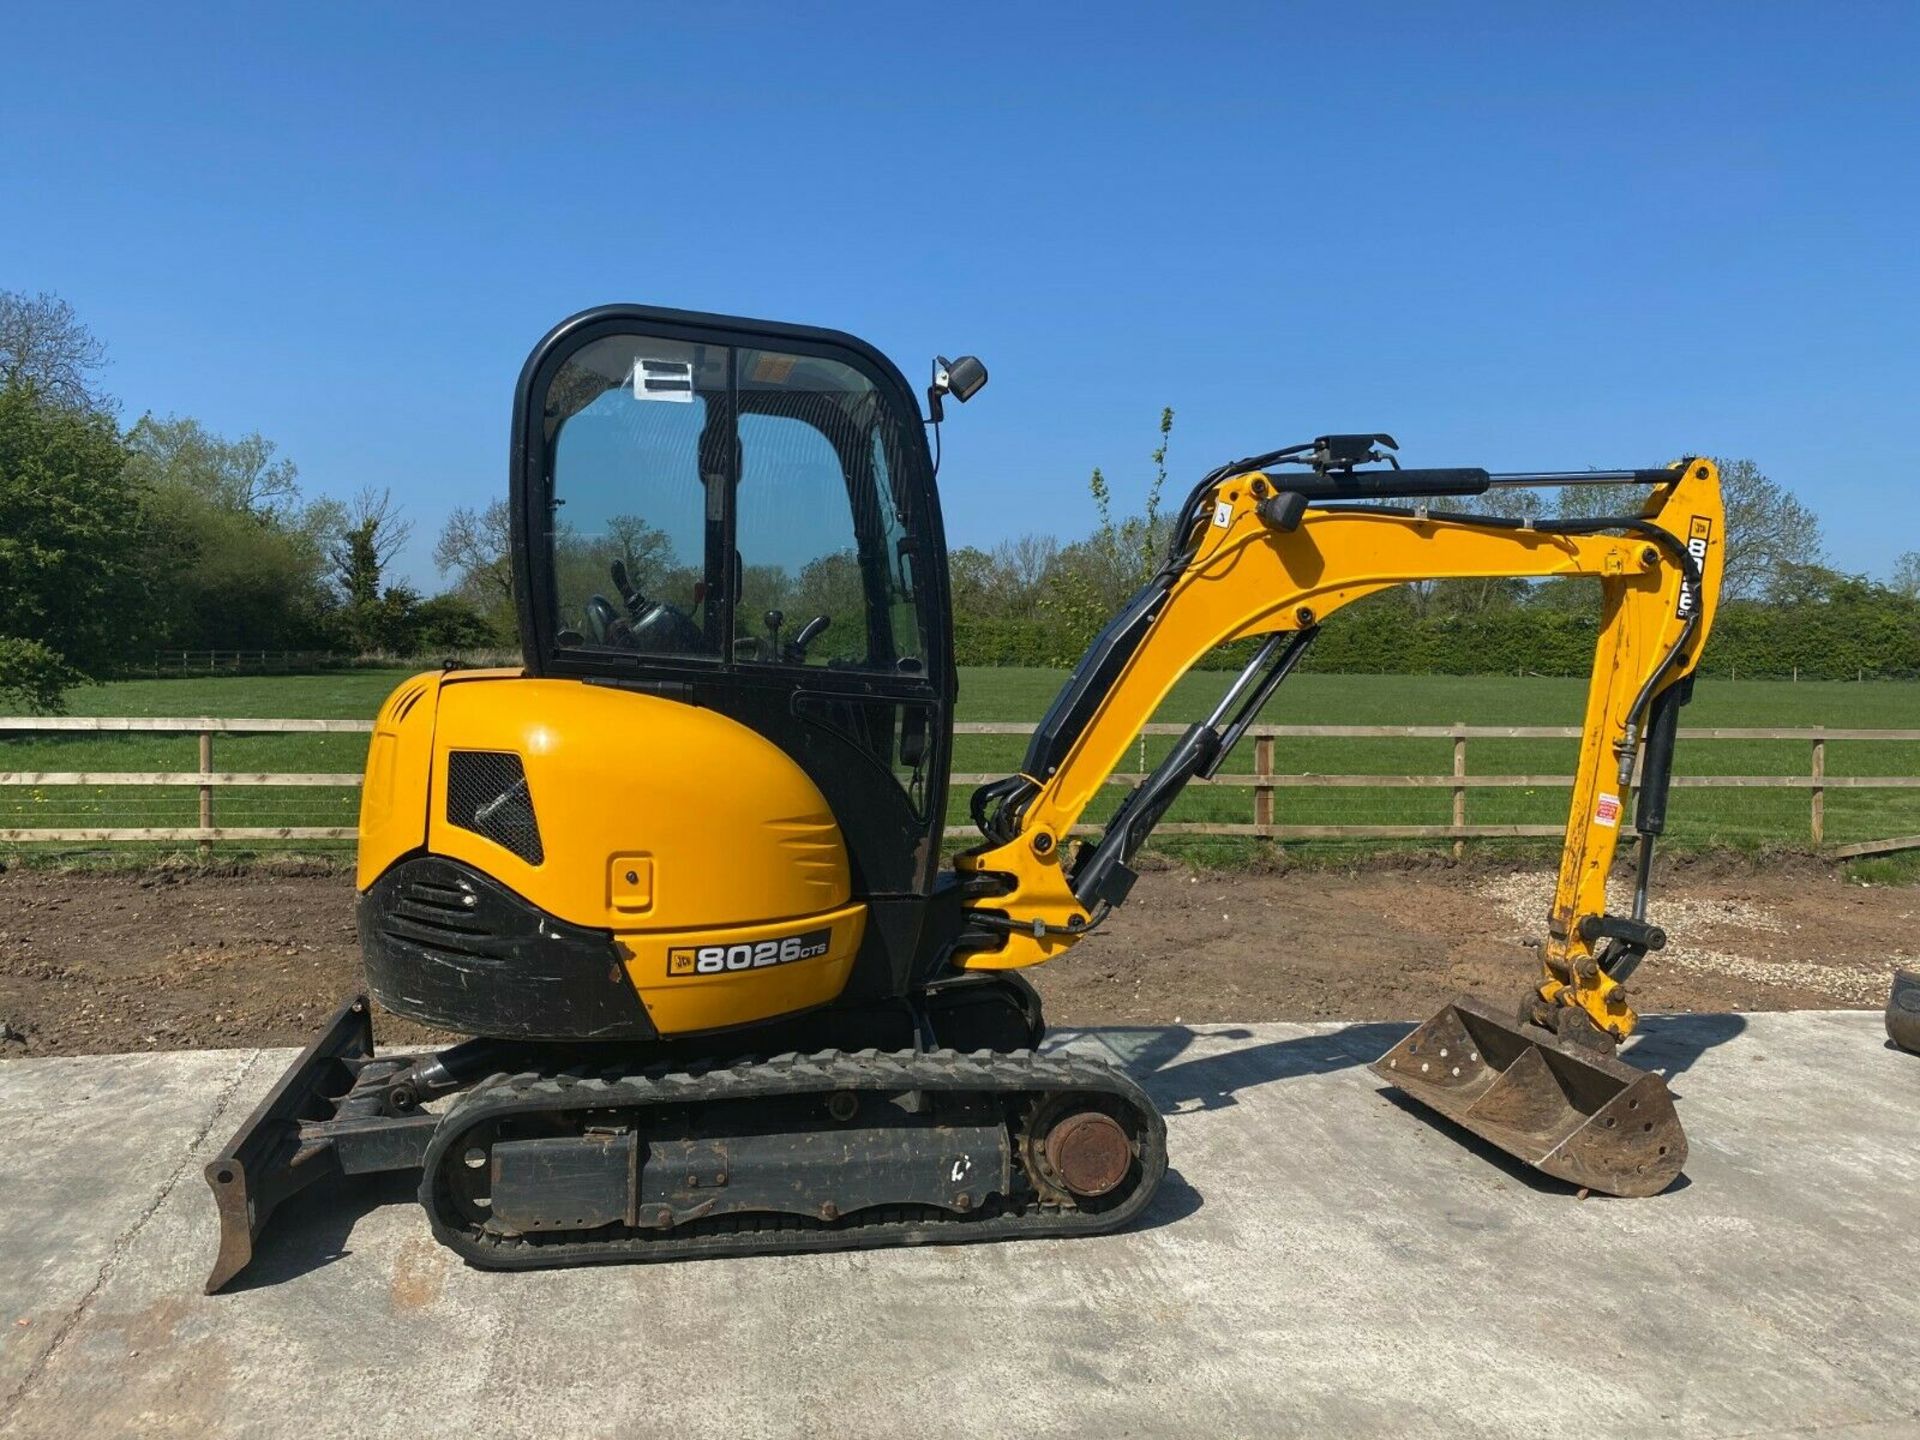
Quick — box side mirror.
[942,355,988,403]
[927,353,989,423]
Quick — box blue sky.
[4,2,1915,589]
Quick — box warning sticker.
[1212,500,1233,527]
[1594,793,1622,828]
[750,353,796,384]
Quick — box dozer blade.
[1370,993,1686,1197]
[1890,968,1920,1056]
[203,995,377,1293]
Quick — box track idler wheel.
[1022,1097,1138,1204]
[1045,1112,1133,1198]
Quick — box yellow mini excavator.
[205,304,1723,1290]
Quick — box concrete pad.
[0,1013,1916,1439]
[0,1048,261,1400]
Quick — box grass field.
[956,669,1920,851]
[1,667,1915,857]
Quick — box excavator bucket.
[1370,994,1686,1197]
[1889,968,1920,1055]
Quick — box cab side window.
[733,349,922,673]
[546,336,726,660]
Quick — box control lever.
[791,615,830,660]
[610,560,646,619]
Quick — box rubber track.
[420,1046,1169,1272]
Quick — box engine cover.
[356,670,865,1038]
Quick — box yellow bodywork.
[957,461,1724,1041]
[357,670,864,1036]
[358,461,1720,1049]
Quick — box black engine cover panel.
[360,855,656,1041]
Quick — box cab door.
[512,305,955,901]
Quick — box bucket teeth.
[1370,993,1686,1197]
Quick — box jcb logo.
[1677,516,1712,618]
[666,927,832,977]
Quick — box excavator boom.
[955,450,1724,1194]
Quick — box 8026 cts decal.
[1676,515,1713,618]
[667,926,832,977]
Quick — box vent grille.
[389,681,428,724]
[446,750,544,865]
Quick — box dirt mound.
[0,861,1910,1056]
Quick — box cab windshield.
[541,333,928,675]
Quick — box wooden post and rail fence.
[0,717,1914,859]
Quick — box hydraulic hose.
[1312,502,1705,741]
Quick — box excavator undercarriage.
[204,306,1726,1291]
[208,978,1168,1290]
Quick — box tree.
[434,498,517,640]
[125,414,340,651]
[1397,488,1543,619]
[947,546,1004,618]
[0,291,111,413]
[1000,533,1061,591]
[1717,458,1823,602]
[0,383,147,708]
[1764,560,1849,609]
[435,499,511,599]
[126,414,303,520]
[329,487,412,604]
[339,582,424,654]
[330,488,420,653]
[1085,405,1174,587]
[949,534,1060,621]
[1046,408,1175,654]
[1554,457,1820,602]
[1541,457,1823,615]
[1551,479,1630,523]
[784,551,869,659]
[603,512,678,593]
[1890,551,1920,600]
[414,593,501,651]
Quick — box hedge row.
[954,596,1920,680]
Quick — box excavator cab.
[205,303,1726,1293]
[516,307,959,898]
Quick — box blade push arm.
[955,459,1724,1040]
